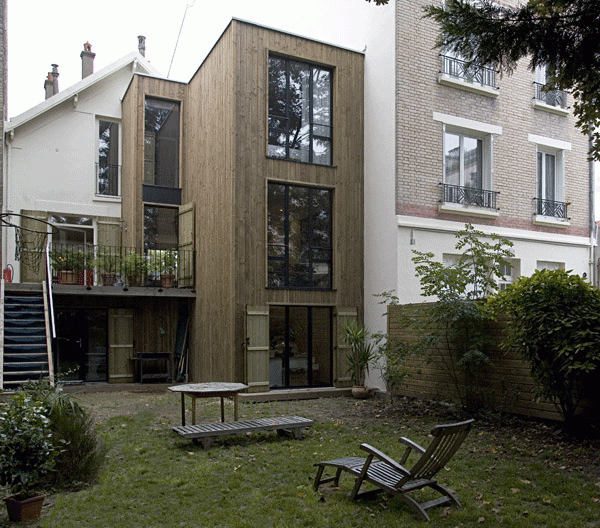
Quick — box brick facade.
[395,0,590,238]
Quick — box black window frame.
[267,182,333,290]
[267,54,333,166]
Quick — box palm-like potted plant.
[343,320,376,399]
[0,393,56,522]
[94,251,121,286]
[122,252,148,287]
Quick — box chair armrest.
[397,437,426,465]
[360,443,410,476]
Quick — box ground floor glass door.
[55,309,107,382]
[269,306,332,388]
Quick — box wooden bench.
[172,415,314,448]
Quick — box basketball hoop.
[0,213,59,273]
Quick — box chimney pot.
[81,41,96,79]
[44,64,59,99]
[137,35,146,57]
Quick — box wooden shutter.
[108,309,135,383]
[246,305,270,393]
[178,203,195,287]
[20,210,48,283]
[97,217,122,249]
[335,307,357,387]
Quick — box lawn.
[2,390,599,527]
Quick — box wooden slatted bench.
[172,415,314,449]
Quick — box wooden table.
[168,382,248,426]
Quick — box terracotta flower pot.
[351,386,369,399]
[4,494,45,522]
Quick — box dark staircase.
[2,291,50,388]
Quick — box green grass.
[2,393,598,527]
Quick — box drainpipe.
[589,134,597,286]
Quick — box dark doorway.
[269,306,332,388]
[55,309,108,382]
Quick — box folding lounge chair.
[314,419,474,521]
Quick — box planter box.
[4,494,44,522]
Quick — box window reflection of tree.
[144,99,180,187]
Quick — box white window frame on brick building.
[498,259,520,291]
[528,134,570,227]
[434,112,501,218]
[533,64,569,115]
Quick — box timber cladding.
[183,20,365,383]
[387,303,594,423]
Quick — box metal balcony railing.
[533,82,567,109]
[440,55,497,88]
[440,183,499,209]
[49,243,194,288]
[534,198,569,219]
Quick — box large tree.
[367,0,600,160]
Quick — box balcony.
[438,55,498,97]
[533,82,567,109]
[440,183,498,208]
[533,198,569,220]
[49,244,194,289]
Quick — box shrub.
[491,269,600,432]
[19,379,107,490]
[0,393,56,497]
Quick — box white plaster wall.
[3,67,132,279]
[396,216,592,304]
[363,0,396,391]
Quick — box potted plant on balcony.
[94,251,121,286]
[50,248,86,285]
[0,393,56,522]
[122,252,148,287]
[343,320,376,399]
[160,249,177,288]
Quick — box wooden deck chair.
[314,419,474,521]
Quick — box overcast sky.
[6,0,387,118]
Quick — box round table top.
[168,382,248,394]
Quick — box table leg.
[192,396,196,426]
[234,394,239,421]
[220,397,225,422]
[180,393,186,426]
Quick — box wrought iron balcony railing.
[533,82,567,109]
[534,198,569,219]
[440,183,499,209]
[440,55,497,88]
[49,243,194,288]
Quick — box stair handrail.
[45,239,56,340]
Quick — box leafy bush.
[342,320,376,387]
[19,379,107,490]
[491,269,600,431]
[0,393,56,497]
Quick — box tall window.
[534,64,566,108]
[144,206,178,251]
[267,182,332,290]
[268,55,332,166]
[144,98,180,188]
[97,120,119,196]
[537,151,556,203]
[444,132,483,190]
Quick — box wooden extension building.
[119,20,365,391]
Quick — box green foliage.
[490,269,600,430]
[0,393,56,497]
[412,223,513,301]
[18,378,107,490]
[342,320,376,387]
[424,0,600,161]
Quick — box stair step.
[5,336,46,345]
[4,363,47,372]
[4,345,47,354]
[4,312,44,321]
[3,351,48,361]
[4,294,44,303]
[4,318,45,328]
[3,371,49,382]
[4,327,46,336]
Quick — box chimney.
[81,42,96,79]
[44,64,59,99]
[137,35,146,57]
